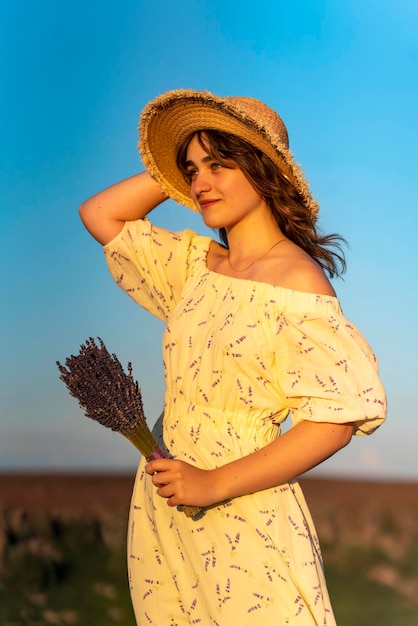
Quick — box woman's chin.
[201,216,225,230]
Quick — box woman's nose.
[192,171,211,195]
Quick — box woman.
[80,89,386,625]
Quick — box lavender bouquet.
[57,337,201,518]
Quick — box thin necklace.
[227,238,287,272]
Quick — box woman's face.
[185,133,270,233]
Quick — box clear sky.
[1,0,417,479]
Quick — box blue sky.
[1,0,417,479]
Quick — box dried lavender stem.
[122,422,163,459]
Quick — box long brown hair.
[176,130,346,278]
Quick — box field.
[1,473,417,625]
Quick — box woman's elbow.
[78,200,97,236]
[339,422,355,449]
[79,198,96,227]
[78,200,119,245]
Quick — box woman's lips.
[199,199,219,209]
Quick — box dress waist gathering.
[161,393,284,468]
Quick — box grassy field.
[1,514,135,626]
[1,474,417,625]
[328,566,418,626]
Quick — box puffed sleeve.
[272,299,387,436]
[103,218,197,322]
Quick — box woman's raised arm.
[79,172,168,245]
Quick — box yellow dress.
[104,218,386,626]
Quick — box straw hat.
[139,89,319,220]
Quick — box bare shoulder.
[280,256,336,296]
[267,244,336,296]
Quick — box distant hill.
[1,472,417,511]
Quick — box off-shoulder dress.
[104,218,386,626]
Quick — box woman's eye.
[186,169,198,180]
[211,162,222,171]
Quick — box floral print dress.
[104,218,386,626]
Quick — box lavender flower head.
[57,337,145,432]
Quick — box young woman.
[80,89,386,625]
